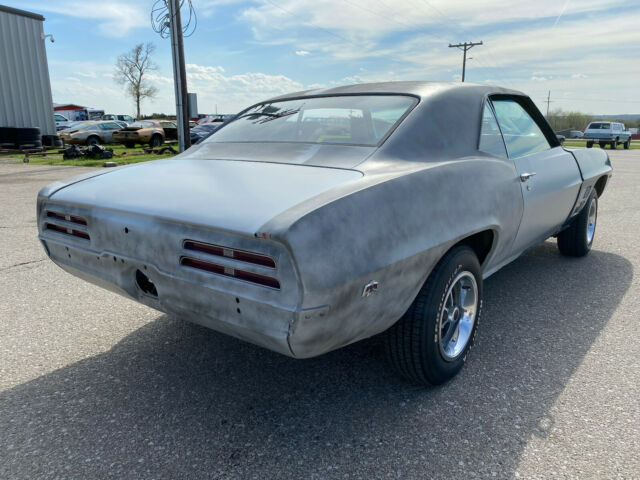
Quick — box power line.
[448,41,482,82]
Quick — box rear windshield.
[130,121,155,128]
[205,95,417,147]
[588,123,610,129]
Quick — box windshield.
[205,95,417,147]
[588,123,610,129]
[66,122,95,131]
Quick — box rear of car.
[583,121,631,148]
[36,158,364,356]
[113,121,164,147]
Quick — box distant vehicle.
[102,114,135,125]
[583,121,632,149]
[57,121,123,146]
[200,114,234,124]
[555,129,583,139]
[189,122,223,145]
[113,120,177,147]
[54,114,74,131]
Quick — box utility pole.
[448,41,483,82]
[167,0,191,151]
[545,90,553,117]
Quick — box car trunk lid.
[49,158,363,235]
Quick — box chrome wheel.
[438,271,478,361]
[586,196,597,245]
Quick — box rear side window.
[478,103,506,158]
[491,99,550,158]
[588,123,610,130]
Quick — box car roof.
[265,81,525,103]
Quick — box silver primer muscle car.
[37,82,612,385]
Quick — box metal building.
[0,4,56,135]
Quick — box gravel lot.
[1,152,639,479]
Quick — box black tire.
[86,136,100,146]
[624,138,631,149]
[0,127,18,148]
[557,191,597,257]
[42,134,60,148]
[16,127,40,145]
[599,142,607,149]
[586,141,593,148]
[124,142,136,148]
[18,140,42,150]
[611,140,617,149]
[149,134,163,148]
[385,245,483,386]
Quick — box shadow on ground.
[0,242,632,479]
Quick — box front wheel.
[385,245,482,385]
[150,134,163,148]
[624,138,631,149]
[86,136,100,146]
[611,140,618,149]
[586,141,593,148]
[557,191,597,257]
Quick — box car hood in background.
[186,141,377,169]
[49,158,363,234]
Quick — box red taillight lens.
[45,223,90,240]
[46,211,87,226]
[181,257,280,289]
[184,240,276,268]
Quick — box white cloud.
[23,1,148,37]
[295,50,310,56]
[531,76,548,82]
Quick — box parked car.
[36,82,612,386]
[200,114,234,124]
[54,114,74,131]
[57,121,123,146]
[189,122,222,145]
[583,121,632,149]
[113,120,177,148]
[102,114,135,125]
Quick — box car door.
[491,97,582,255]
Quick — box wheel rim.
[586,196,597,245]
[438,271,478,361]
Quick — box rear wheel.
[599,142,607,149]
[557,191,597,257]
[624,138,631,149]
[385,245,482,386]
[586,141,593,148]
[611,139,618,149]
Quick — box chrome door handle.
[520,172,536,182]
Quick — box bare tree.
[114,43,158,119]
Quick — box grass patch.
[0,144,177,167]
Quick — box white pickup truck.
[583,121,632,149]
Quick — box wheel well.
[456,230,494,265]
[594,175,608,197]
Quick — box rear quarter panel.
[264,156,523,356]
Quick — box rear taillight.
[184,240,276,268]
[47,211,87,226]
[181,257,280,289]
[45,210,90,240]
